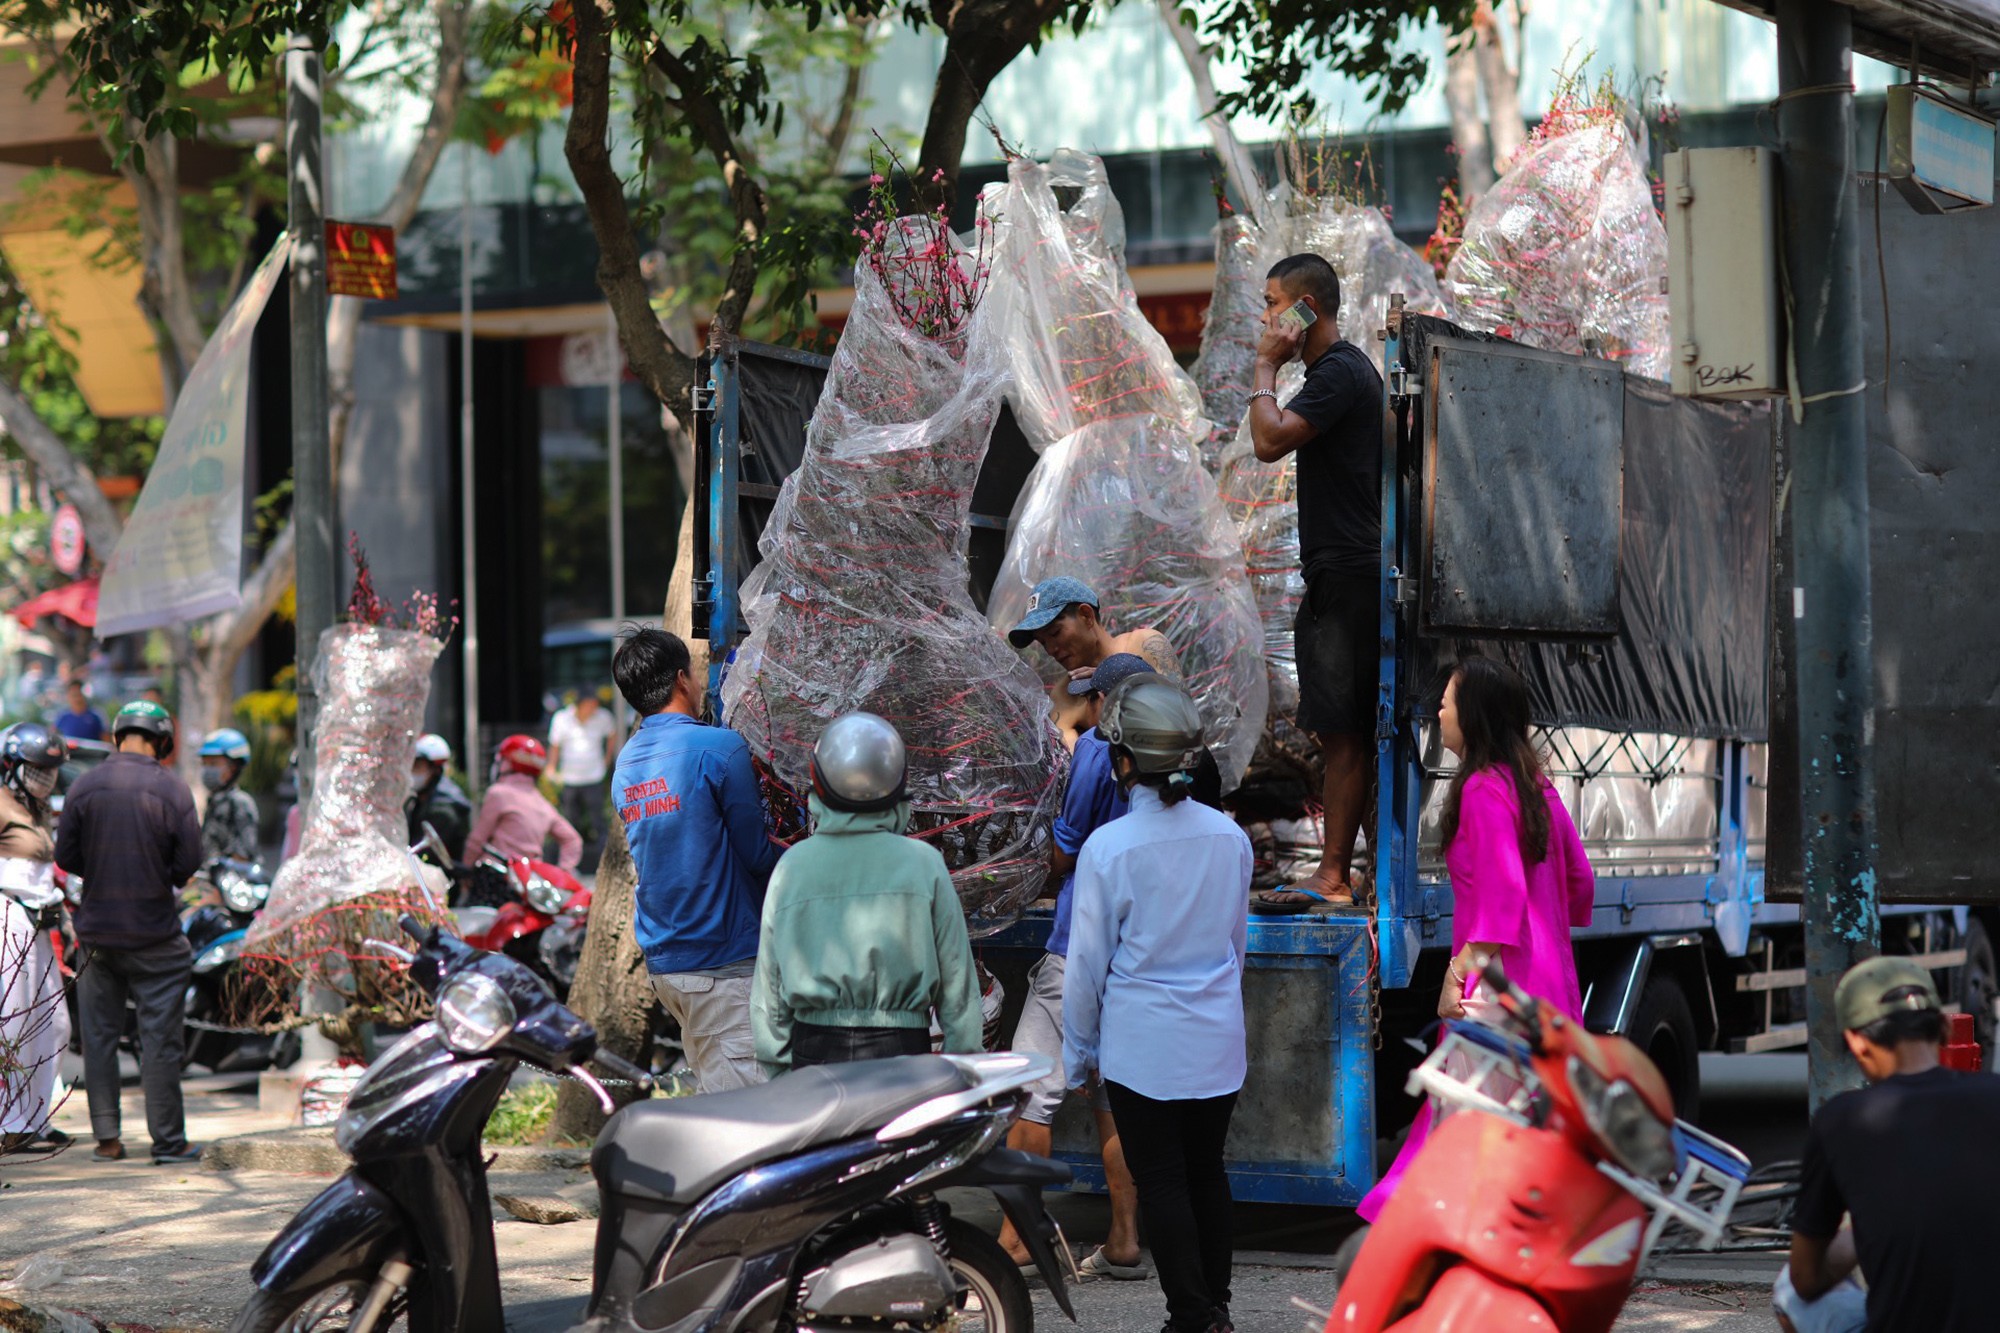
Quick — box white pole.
[459,151,481,790]
[606,307,628,733]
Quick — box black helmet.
[113,699,176,758]
[810,712,907,813]
[1,722,66,804]
[1098,674,1203,782]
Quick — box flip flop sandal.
[1249,882,1352,915]
[1077,1247,1151,1280]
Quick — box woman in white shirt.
[1063,675,1253,1333]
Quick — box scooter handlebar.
[400,913,427,943]
[592,1048,654,1093]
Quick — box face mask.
[410,767,429,796]
[21,766,57,800]
[201,766,229,792]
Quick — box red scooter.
[453,847,590,998]
[1329,957,1750,1332]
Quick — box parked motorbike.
[1328,956,1751,1332]
[231,914,1074,1333]
[451,844,590,997]
[181,857,295,1072]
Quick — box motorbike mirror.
[420,822,452,868]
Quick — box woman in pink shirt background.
[1358,654,1594,1221]
[464,734,583,871]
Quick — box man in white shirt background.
[549,690,620,872]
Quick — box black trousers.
[77,934,192,1156]
[1106,1081,1239,1333]
[790,1021,931,1068]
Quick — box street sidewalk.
[0,1075,1783,1332]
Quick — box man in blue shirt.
[1000,653,1148,1278]
[610,628,780,1093]
[52,681,108,743]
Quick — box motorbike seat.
[596,1056,973,1206]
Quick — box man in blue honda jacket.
[611,628,780,1092]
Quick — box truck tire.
[1961,918,1996,1071]
[1629,975,1700,1123]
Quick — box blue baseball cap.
[1008,576,1099,647]
[1067,652,1155,697]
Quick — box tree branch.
[327,0,472,481]
[565,0,698,412]
[1157,0,1264,224]
[0,375,123,554]
[647,43,768,338]
[914,0,1071,206]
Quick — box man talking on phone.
[1244,253,1385,911]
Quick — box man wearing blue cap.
[1007,577,1179,748]
[1000,652,1150,1278]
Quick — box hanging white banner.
[98,232,293,638]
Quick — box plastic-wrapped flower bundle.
[241,619,450,1026]
[1210,195,1446,797]
[1188,213,1264,473]
[1442,111,1668,379]
[722,215,1066,936]
[984,150,1267,793]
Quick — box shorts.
[1012,953,1110,1125]
[1294,571,1377,736]
[1771,1266,1867,1333]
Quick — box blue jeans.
[1773,1266,1867,1333]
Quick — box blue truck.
[691,208,1999,1206]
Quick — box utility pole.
[459,152,481,790]
[287,39,334,805]
[1775,0,1879,1111]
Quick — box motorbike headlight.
[1568,1055,1679,1181]
[436,972,516,1054]
[219,870,269,915]
[523,873,565,915]
[193,935,245,975]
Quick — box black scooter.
[231,916,1075,1333]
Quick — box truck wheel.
[1630,976,1700,1123]
[1961,919,1996,1070]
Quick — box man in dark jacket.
[55,700,203,1164]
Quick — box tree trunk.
[1156,0,1265,224]
[1443,36,1495,197]
[1472,1,1527,175]
[914,0,1070,209]
[550,822,653,1141]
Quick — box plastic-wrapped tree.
[983,150,1267,794]
[1211,194,1447,796]
[240,557,453,1030]
[722,205,1066,936]
[1188,212,1264,474]
[1442,97,1668,379]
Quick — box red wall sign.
[325,221,398,300]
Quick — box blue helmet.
[200,728,252,763]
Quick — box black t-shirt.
[1282,340,1385,582]
[1793,1066,2000,1332]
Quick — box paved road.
[0,1052,1803,1331]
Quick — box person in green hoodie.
[752,712,982,1071]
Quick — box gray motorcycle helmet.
[810,712,908,813]
[1098,674,1204,781]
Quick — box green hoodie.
[752,794,981,1072]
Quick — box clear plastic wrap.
[722,223,1067,936]
[982,151,1268,793]
[1188,213,1265,473]
[1443,119,1669,380]
[241,624,448,1022]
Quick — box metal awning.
[1709,0,2000,77]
